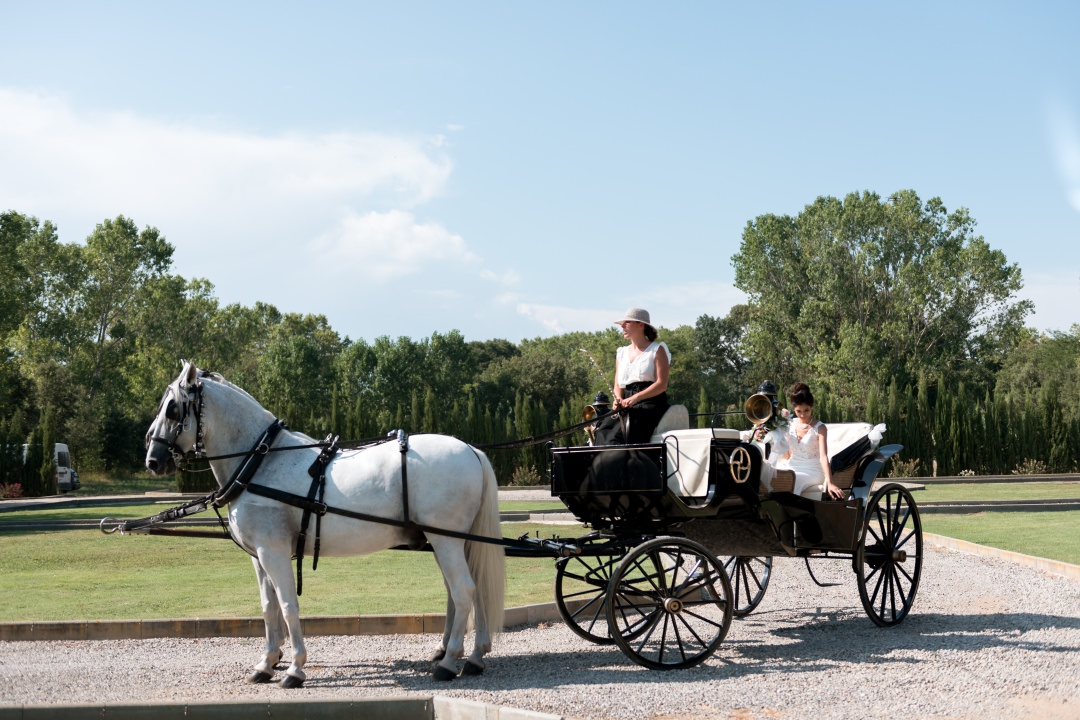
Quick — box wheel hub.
[892,549,907,562]
[663,597,683,614]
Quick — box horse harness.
[212,423,527,595]
[123,374,578,592]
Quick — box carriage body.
[547,418,921,670]
[550,425,896,558]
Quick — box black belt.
[623,381,652,394]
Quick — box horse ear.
[181,360,198,386]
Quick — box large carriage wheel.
[554,535,633,644]
[606,537,733,670]
[856,483,923,627]
[721,556,773,617]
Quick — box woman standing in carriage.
[594,307,671,445]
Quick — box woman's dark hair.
[790,381,814,407]
[644,325,658,342]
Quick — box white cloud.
[514,282,748,337]
[1046,96,1080,215]
[0,87,452,243]
[0,86,533,340]
[1016,269,1080,333]
[515,303,612,335]
[312,209,478,282]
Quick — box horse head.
[145,361,203,476]
[145,361,278,480]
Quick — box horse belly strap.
[293,436,339,596]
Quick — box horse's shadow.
[300,608,1080,690]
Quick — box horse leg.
[255,547,308,688]
[248,556,286,684]
[429,539,475,681]
[428,562,454,663]
[461,586,491,677]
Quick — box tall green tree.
[732,190,1032,408]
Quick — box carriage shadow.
[298,608,1080,691]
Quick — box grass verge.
[921,511,1080,566]
[0,521,582,622]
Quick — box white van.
[20,442,80,493]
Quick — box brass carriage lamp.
[582,391,612,444]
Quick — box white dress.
[779,420,827,498]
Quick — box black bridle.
[145,373,209,472]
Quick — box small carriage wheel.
[554,536,634,645]
[856,483,923,627]
[606,537,733,670]
[720,556,772,617]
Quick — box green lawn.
[921,511,1080,565]
[914,481,1080,503]
[2,486,1077,623]
[0,521,581,622]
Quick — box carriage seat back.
[824,422,873,490]
[650,404,689,437]
[652,426,743,499]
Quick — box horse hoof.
[279,674,305,689]
[247,670,274,684]
[461,661,484,676]
[429,648,446,662]
[432,664,457,682]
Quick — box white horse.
[144,362,505,686]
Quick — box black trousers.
[594,386,669,445]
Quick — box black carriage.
[545,400,921,670]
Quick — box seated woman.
[594,307,671,446]
[777,382,845,500]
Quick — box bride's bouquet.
[753,406,790,442]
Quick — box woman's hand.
[824,480,844,499]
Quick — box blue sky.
[2,1,1078,343]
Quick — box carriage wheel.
[721,556,772,617]
[606,537,733,670]
[555,539,628,644]
[856,483,923,627]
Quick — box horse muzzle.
[145,438,178,476]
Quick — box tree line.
[2,190,1077,495]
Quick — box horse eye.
[165,400,183,422]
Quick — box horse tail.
[466,449,505,637]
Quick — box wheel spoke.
[608,538,733,670]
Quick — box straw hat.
[614,307,655,332]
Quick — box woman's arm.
[817,425,842,498]
[611,353,626,409]
[623,346,669,406]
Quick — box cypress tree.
[423,386,438,434]
[410,391,421,433]
[697,387,709,430]
[23,425,44,497]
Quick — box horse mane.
[198,369,317,443]
[199,370,259,404]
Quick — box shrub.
[1011,458,1048,476]
[888,456,921,478]
[958,469,976,477]
[510,465,544,486]
[1,482,24,499]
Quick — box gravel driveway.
[2,541,1078,719]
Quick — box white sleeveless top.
[616,341,671,387]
